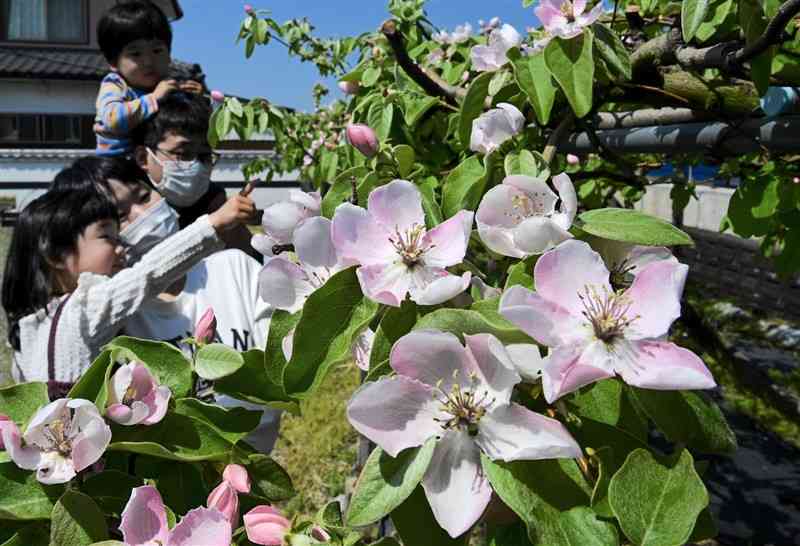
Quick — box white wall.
[0,80,98,114]
[634,183,735,232]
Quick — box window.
[0,114,94,147]
[0,0,86,43]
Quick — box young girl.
[2,178,254,398]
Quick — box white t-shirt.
[125,249,281,452]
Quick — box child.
[131,93,261,261]
[2,176,255,398]
[94,0,201,156]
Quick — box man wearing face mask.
[131,93,261,261]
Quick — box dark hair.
[2,189,118,351]
[131,92,212,149]
[97,0,173,63]
[52,155,151,197]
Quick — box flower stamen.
[388,224,432,267]
[579,285,639,343]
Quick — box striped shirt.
[94,72,159,156]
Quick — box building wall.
[1,79,97,114]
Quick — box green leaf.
[569,380,648,441]
[50,491,108,546]
[504,259,535,290]
[393,145,415,178]
[369,301,418,372]
[0,462,63,521]
[0,524,49,546]
[578,208,693,246]
[0,382,49,425]
[194,343,245,380]
[416,307,533,345]
[459,71,494,148]
[391,486,469,546]
[361,66,382,87]
[682,0,711,41]
[106,337,193,398]
[609,449,708,546]
[68,349,114,406]
[368,100,394,141]
[512,51,556,125]
[82,471,143,517]
[593,24,631,81]
[587,447,616,518]
[489,70,513,96]
[518,150,550,179]
[726,178,778,237]
[558,506,619,546]
[482,456,591,545]
[442,155,488,218]
[247,454,296,501]
[347,439,436,526]
[568,417,649,474]
[630,389,737,455]
[173,398,262,445]
[403,96,440,126]
[419,177,444,228]
[695,0,735,43]
[544,34,595,118]
[284,267,379,397]
[227,97,244,117]
[216,348,289,406]
[255,19,269,43]
[320,166,370,218]
[141,460,207,517]
[108,412,232,462]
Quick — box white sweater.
[13,215,222,384]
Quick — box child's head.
[132,93,216,206]
[98,0,173,90]
[2,188,122,350]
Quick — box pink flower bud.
[311,525,331,542]
[210,90,225,103]
[207,481,240,529]
[244,4,255,15]
[244,505,291,546]
[566,153,580,166]
[794,176,800,184]
[223,463,251,493]
[345,124,379,158]
[0,414,11,449]
[194,308,217,344]
[338,81,360,95]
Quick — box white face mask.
[119,198,179,264]
[147,148,213,208]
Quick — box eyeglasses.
[154,147,221,166]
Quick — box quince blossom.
[106,362,171,426]
[470,103,525,155]
[535,0,604,39]
[252,189,321,256]
[331,179,473,307]
[433,23,473,45]
[347,330,581,537]
[0,398,111,484]
[470,24,522,72]
[121,486,231,546]
[476,173,577,258]
[499,240,716,403]
[244,505,291,545]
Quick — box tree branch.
[542,114,575,164]
[733,0,800,66]
[381,19,463,106]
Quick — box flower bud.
[345,124,379,158]
[223,463,252,493]
[338,81,360,95]
[210,90,225,103]
[244,505,291,545]
[194,308,217,344]
[566,153,580,166]
[311,525,331,542]
[244,4,255,15]
[0,414,10,449]
[207,481,240,529]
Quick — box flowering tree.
[11,0,800,542]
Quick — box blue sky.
[171,0,541,111]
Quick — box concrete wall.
[1,79,98,114]
[634,182,735,231]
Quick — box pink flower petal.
[533,240,612,317]
[552,173,577,228]
[346,376,446,457]
[367,180,426,234]
[624,260,688,339]
[121,486,170,546]
[476,402,582,461]
[262,201,307,245]
[70,415,112,472]
[141,386,171,426]
[391,330,478,391]
[244,506,291,546]
[576,1,604,26]
[513,216,573,254]
[168,507,232,546]
[620,341,716,390]
[541,343,615,403]
[108,363,133,405]
[505,343,546,382]
[356,262,411,307]
[106,401,147,426]
[422,429,492,538]
[331,203,396,266]
[352,329,375,372]
[423,211,473,268]
[573,0,587,17]
[258,257,315,313]
[223,463,252,494]
[499,285,582,347]
[251,233,277,257]
[294,216,339,269]
[463,334,520,405]
[0,418,40,471]
[626,246,676,274]
[409,270,471,306]
[207,481,239,529]
[504,176,557,207]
